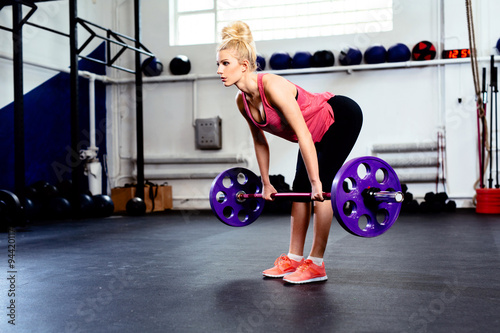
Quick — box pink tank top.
[242,73,334,143]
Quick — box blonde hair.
[217,21,257,72]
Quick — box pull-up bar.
[77,17,154,74]
[25,21,70,38]
[4,0,151,201]
[0,6,154,74]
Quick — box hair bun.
[221,21,253,44]
[217,21,257,72]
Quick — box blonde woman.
[216,21,363,284]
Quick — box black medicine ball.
[311,50,335,67]
[92,194,114,217]
[169,55,191,75]
[126,197,146,216]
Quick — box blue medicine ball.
[256,54,266,71]
[364,45,387,64]
[496,38,500,54]
[339,47,362,66]
[142,56,163,77]
[292,51,312,69]
[270,52,292,70]
[387,43,411,63]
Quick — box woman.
[216,21,363,284]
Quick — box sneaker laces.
[274,254,290,266]
[296,259,313,272]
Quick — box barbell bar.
[209,156,404,237]
[238,191,403,203]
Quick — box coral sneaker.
[283,259,328,284]
[263,254,305,278]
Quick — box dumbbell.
[210,156,403,238]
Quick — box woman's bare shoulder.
[262,73,296,100]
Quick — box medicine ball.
[142,56,163,77]
[0,190,24,228]
[256,54,266,71]
[126,197,146,216]
[311,50,335,67]
[292,51,312,69]
[20,197,38,221]
[169,55,191,75]
[387,43,411,62]
[339,47,362,66]
[24,185,38,200]
[93,194,114,217]
[364,45,387,64]
[496,38,500,53]
[270,52,292,70]
[31,180,59,200]
[46,197,72,220]
[412,41,436,61]
[72,193,95,218]
[56,179,73,199]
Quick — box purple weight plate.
[331,156,402,237]
[209,167,265,227]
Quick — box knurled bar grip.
[240,191,404,203]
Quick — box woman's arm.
[263,75,324,201]
[236,92,277,200]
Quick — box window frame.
[169,0,393,46]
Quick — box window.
[169,0,393,46]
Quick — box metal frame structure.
[1,0,150,200]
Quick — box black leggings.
[292,95,363,196]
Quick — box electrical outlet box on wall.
[195,116,222,150]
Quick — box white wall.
[1,0,499,210]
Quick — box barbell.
[209,156,404,237]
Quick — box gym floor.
[1,209,499,333]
